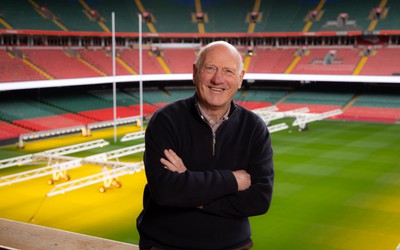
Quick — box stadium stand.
[339,106,400,123]
[309,0,373,32]
[234,89,288,103]
[277,89,354,114]
[3,46,400,83]
[78,106,137,121]
[247,48,297,73]
[358,47,400,76]
[0,49,47,82]
[353,92,400,108]
[89,89,140,106]
[0,98,65,121]
[339,91,400,123]
[166,88,197,101]
[202,0,252,33]
[289,47,360,75]
[127,88,174,106]
[0,91,102,132]
[0,121,31,140]
[87,0,140,32]
[21,48,102,79]
[130,103,159,115]
[233,88,289,111]
[276,103,343,113]
[282,90,354,106]
[161,48,197,73]
[375,3,400,30]
[39,91,115,113]
[256,0,311,32]
[137,0,197,33]
[31,0,106,31]
[0,0,59,30]
[119,49,165,74]
[12,113,96,131]
[0,0,399,33]
[1,0,400,142]
[78,48,133,76]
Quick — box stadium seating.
[201,0,252,33]
[354,92,400,108]
[289,48,360,75]
[358,47,400,76]
[375,5,400,30]
[3,46,400,83]
[78,106,137,121]
[0,50,47,82]
[236,101,272,110]
[21,49,102,79]
[119,49,165,74]
[276,103,342,113]
[0,0,58,30]
[256,0,310,32]
[283,90,354,106]
[339,106,400,123]
[167,88,196,101]
[12,112,97,131]
[90,89,140,106]
[247,48,296,73]
[31,0,106,31]
[137,0,197,33]
[40,91,114,113]
[1,0,398,33]
[161,49,197,73]
[78,49,133,76]
[234,89,288,103]
[130,103,158,116]
[126,88,174,105]
[0,121,31,140]
[0,98,65,121]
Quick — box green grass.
[251,120,400,250]
[0,120,400,249]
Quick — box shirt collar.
[194,95,230,125]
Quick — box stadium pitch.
[0,120,399,250]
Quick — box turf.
[0,120,399,250]
[251,120,400,250]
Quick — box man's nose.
[210,70,224,84]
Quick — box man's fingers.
[164,149,180,163]
[161,149,187,173]
[160,157,176,171]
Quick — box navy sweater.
[137,95,274,250]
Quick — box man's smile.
[209,86,225,92]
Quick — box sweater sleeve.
[202,120,274,218]
[144,109,239,208]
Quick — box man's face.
[193,45,245,112]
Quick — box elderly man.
[137,41,274,250]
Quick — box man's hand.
[232,170,251,191]
[160,149,187,173]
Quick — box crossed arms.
[161,149,252,192]
[144,125,274,218]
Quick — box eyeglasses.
[202,65,238,78]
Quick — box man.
[137,41,274,250]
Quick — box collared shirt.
[197,103,230,133]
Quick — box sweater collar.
[193,93,236,120]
